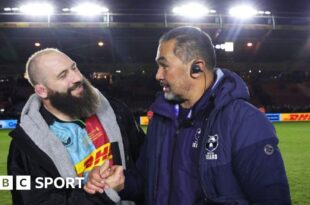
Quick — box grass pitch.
[0,130,12,205]
[273,122,310,204]
[0,122,309,204]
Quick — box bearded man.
[7,48,144,205]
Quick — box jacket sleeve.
[231,104,291,204]
[108,96,145,166]
[120,141,147,202]
[7,138,117,205]
[107,97,146,203]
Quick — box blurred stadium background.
[0,0,309,204]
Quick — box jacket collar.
[18,89,126,179]
[151,69,224,121]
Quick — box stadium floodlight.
[258,10,272,15]
[264,11,271,15]
[172,3,212,18]
[229,5,257,19]
[70,3,109,16]
[19,3,54,16]
[98,41,104,47]
[4,7,20,12]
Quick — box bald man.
[7,48,144,205]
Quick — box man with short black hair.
[86,26,291,205]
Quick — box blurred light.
[34,42,41,47]
[224,42,234,52]
[249,70,252,73]
[258,70,262,73]
[71,3,109,16]
[264,11,271,15]
[4,7,21,11]
[258,10,265,15]
[20,3,54,16]
[62,8,70,12]
[98,41,104,47]
[0,109,5,112]
[215,45,221,49]
[229,5,257,19]
[172,3,210,18]
[215,42,234,52]
[258,10,272,15]
[246,42,253,47]
[115,70,122,73]
[209,9,217,14]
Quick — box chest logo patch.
[62,137,72,146]
[206,134,219,152]
[192,128,201,148]
[205,134,218,160]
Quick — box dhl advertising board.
[281,113,310,121]
[263,113,310,122]
[1,113,310,129]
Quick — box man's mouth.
[70,82,81,90]
[69,82,84,94]
[163,85,170,92]
[160,80,170,92]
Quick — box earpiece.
[190,64,202,75]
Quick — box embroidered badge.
[205,134,218,160]
[192,128,201,148]
[264,144,274,155]
[62,137,72,146]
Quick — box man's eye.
[59,73,66,79]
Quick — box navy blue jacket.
[123,68,291,205]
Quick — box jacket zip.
[153,118,175,204]
[199,107,218,201]
[168,125,180,205]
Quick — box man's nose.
[70,70,82,83]
[155,67,164,81]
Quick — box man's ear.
[190,59,206,79]
[34,84,48,99]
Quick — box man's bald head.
[25,48,63,86]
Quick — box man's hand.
[105,165,125,192]
[84,160,110,194]
[84,160,125,194]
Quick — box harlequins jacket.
[123,68,291,205]
[8,91,144,205]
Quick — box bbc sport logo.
[0,175,84,190]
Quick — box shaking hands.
[84,160,125,194]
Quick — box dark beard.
[48,79,100,119]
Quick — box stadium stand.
[0,70,309,119]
